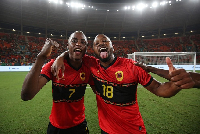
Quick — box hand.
[51,56,65,80]
[134,62,149,72]
[38,38,59,59]
[166,57,195,89]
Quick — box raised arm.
[21,39,59,101]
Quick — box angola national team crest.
[115,71,123,81]
[80,72,86,81]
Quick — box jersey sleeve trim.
[40,74,51,81]
[143,76,153,87]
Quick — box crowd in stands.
[0,32,199,66]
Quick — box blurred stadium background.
[0,0,200,66]
[0,0,200,134]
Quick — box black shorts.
[47,119,89,134]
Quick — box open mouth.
[74,48,82,52]
[100,47,107,52]
[74,48,82,55]
[99,47,108,59]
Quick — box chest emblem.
[80,72,86,81]
[115,71,123,81]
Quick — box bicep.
[38,75,49,90]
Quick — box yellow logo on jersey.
[115,71,123,81]
[80,72,85,81]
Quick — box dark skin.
[51,34,194,98]
[21,32,88,101]
[134,60,199,88]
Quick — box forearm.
[21,55,46,100]
[58,51,68,59]
[156,82,181,98]
[147,80,181,98]
[189,72,200,88]
[147,66,170,80]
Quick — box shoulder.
[117,57,135,66]
[43,59,55,68]
[83,54,98,64]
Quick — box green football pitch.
[0,71,200,134]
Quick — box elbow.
[21,92,32,101]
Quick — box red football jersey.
[41,58,93,129]
[83,55,153,134]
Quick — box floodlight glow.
[190,30,193,32]
[27,32,30,33]
[175,33,178,34]
[96,9,97,10]
[142,36,144,37]
[61,35,62,37]
[70,2,84,8]
[152,35,154,36]
[160,1,166,5]
[123,37,125,38]
[128,6,130,10]
[152,2,158,8]
[92,6,93,8]
[39,33,41,34]
[136,3,146,10]
[176,0,178,1]
[51,34,53,36]
[66,2,69,5]
[114,37,116,38]
[59,0,63,4]
[53,0,58,4]
[164,34,166,35]
[169,1,171,3]
[117,10,119,11]
[125,6,127,10]
[107,10,109,11]
[179,0,181,1]
[82,8,84,9]
[13,29,15,31]
[88,37,90,38]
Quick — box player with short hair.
[21,31,94,134]
[52,34,194,134]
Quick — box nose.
[76,40,81,46]
[99,40,106,47]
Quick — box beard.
[99,56,111,62]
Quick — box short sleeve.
[40,59,54,81]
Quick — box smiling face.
[68,31,87,61]
[93,34,114,62]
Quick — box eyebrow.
[71,37,86,41]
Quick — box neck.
[68,57,82,69]
[100,55,115,67]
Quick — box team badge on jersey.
[115,71,123,81]
[80,72,86,81]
